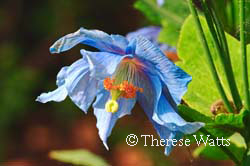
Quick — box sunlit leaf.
[49,149,109,166]
[177,15,250,116]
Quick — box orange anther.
[103,78,143,99]
[103,78,114,90]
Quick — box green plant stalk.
[187,0,234,113]
[211,5,243,111]
[202,0,243,112]
[209,6,231,61]
[240,0,250,111]
[209,0,243,111]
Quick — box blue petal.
[129,36,192,104]
[56,66,68,86]
[37,58,99,113]
[136,73,181,156]
[126,26,161,42]
[81,49,132,80]
[138,92,179,155]
[157,0,165,6]
[64,58,99,113]
[36,86,68,103]
[126,27,176,55]
[50,28,128,55]
[93,89,136,149]
[153,94,205,134]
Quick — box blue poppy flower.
[126,26,179,62]
[36,27,204,155]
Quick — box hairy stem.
[203,0,242,112]
[187,0,234,113]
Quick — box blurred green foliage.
[49,149,109,166]
[134,0,189,46]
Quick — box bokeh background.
[0,0,235,165]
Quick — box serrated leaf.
[49,149,109,166]
[177,15,250,116]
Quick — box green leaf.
[177,15,250,116]
[193,133,246,161]
[49,149,109,166]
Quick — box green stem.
[240,0,250,111]
[187,0,234,113]
[203,0,243,112]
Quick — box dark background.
[0,0,235,165]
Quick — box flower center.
[103,58,144,113]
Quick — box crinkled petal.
[93,89,136,149]
[153,94,205,134]
[56,66,68,86]
[64,58,99,113]
[81,49,132,80]
[37,57,98,113]
[50,28,128,55]
[126,26,161,42]
[36,86,68,103]
[138,91,179,155]
[129,36,191,104]
[136,73,182,156]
